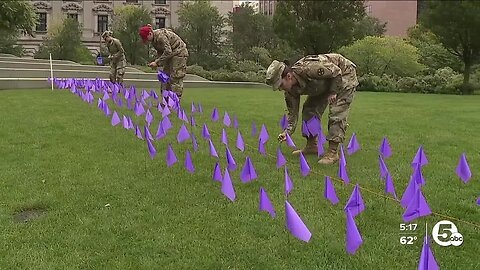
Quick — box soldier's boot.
[318,141,340,165]
[292,136,318,155]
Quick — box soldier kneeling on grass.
[101,31,126,85]
[266,53,359,165]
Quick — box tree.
[227,4,275,60]
[406,25,462,72]
[111,5,151,65]
[273,0,366,54]
[176,0,226,69]
[352,16,387,40]
[339,36,425,77]
[421,1,480,94]
[0,0,38,36]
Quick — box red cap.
[139,24,152,42]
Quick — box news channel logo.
[431,220,463,247]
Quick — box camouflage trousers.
[110,59,126,84]
[302,86,356,144]
[161,56,187,101]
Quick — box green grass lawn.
[0,88,479,269]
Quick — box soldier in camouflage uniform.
[101,31,126,85]
[138,24,189,102]
[266,53,359,165]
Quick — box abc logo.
[432,220,464,247]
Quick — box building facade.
[258,0,276,16]
[20,0,236,56]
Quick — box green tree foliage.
[352,16,387,40]
[0,0,38,55]
[339,36,424,77]
[273,0,365,54]
[176,0,226,69]
[421,1,480,94]
[111,5,151,65]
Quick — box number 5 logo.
[432,220,463,247]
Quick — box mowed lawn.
[0,87,479,270]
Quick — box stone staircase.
[0,55,268,90]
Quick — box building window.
[36,12,47,32]
[97,15,109,33]
[155,17,166,29]
[366,5,372,14]
[125,0,138,3]
[67,13,78,22]
[155,0,166,4]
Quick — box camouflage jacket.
[284,53,358,134]
[152,28,189,67]
[106,38,126,63]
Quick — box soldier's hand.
[148,61,158,69]
[108,55,112,59]
[328,94,337,105]
[278,132,287,142]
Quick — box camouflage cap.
[101,31,113,39]
[266,60,285,91]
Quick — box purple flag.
[299,153,310,177]
[209,139,218,158]
[379,137,392,158]
[145,109,153,126]
[157,70,170,83]
[240,156,257,183]
[102,101,111,116]
[280,114,288,130]
[317,136,325,157]
[198,102,203,113]
[223,112,231,127]
[191,132,198,152]
[135,125,144,140]
[127,116,134,129]
[379,155,389,179]
[401,175,418,208]
[456,153,472,183]
[301,121,309,137]
[211,108,219,121]
[385,172,397,200]
[146,138,156,160]
[258,138,266,156]
[134,102,145,116]
[116,96,123,107]
[122,115,129,129]
[411,145,428,168]
[191,102,196,113]
[285,201,312,242]
[156,121,166,140]
[177,124,190,143]
[306,117,321,136]
[162,116,172,131]
[347,133,360,155]
[184,150,195,173]
[202,123,211,140]
[339,145,347,167]
[324,176,339,205]
[162,106,171,117]
[221,128,228,145]
[285,166,293,196]
[141,89,150,100]
[259,187,276,217]
[277,147,286,168]
[402,187,432,222]
[338,163,350,184]
[413,163,426,186]
[166,144,177,167]
[144,125,154,141]
[418,235,439,270]
[318,126,327,146]
[212,162,222,182]
[251,121,258,137]
[236,131,245,152]
[111,111,120,126]
[476,197,480,206]
[285,132,296,149]
[233,114,239,129]
[226,147,236,171]
[345,209,363,255]
[151,90,158,100]
[102,90,109,100]
[221,168,236,202]
[190,114,196,127]
[344,184,365,218]
[259,124,269,144]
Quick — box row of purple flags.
[49,75,476,267]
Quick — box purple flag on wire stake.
[144,125,154,141]
[198,102,203,113]
[184,150,195,173]
[191,102,196,113]
[202,123,211,140]
[299,153,310,177]
[456,153,472,183]
[285,133,296,149]
[285,166,293,196]
[166,144,177,167]
[347,133,360,155]
[145,109,153,126]
[135,125,144,140]
[345,209,363,255]
[338,162,350,184]
[402,187,432,222]
[162,116,172,131]
[226,146,237,171]
[176,124,190,143]
[212,162,222,182]
[344,184,365,218]
[379,136,392,158]
[418,235,439,270]
[476,197,480,206]
[223,112,231,127]
[191,132,198,152]
[285,201,312,242]
[146,139,156,159]
[258,138,266,156]
[209,139,219,158]
[251,121,257,137]
[385,172,397,200]
[221,128,228,146]
[111,111,120,126]
[221,168,236,202]
[236,131,245,152]
[277,147,286,168]
[379,155,389,179]
[324,176,339,205]
[233,114,239,129]
[400,175,418,208]
[122,115,129,129]
[280,114,288,130]
[412,163,426,186]
[259,124,269,144]
[259,187,276,217]
[157,70,170,83]
[211,108,219,121]
[156,121,166,140]
[411,145,428,168]
[240,156,257,183]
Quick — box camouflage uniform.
[266,53,358,164]
[103,32,126,84]
[151,28,189,101]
